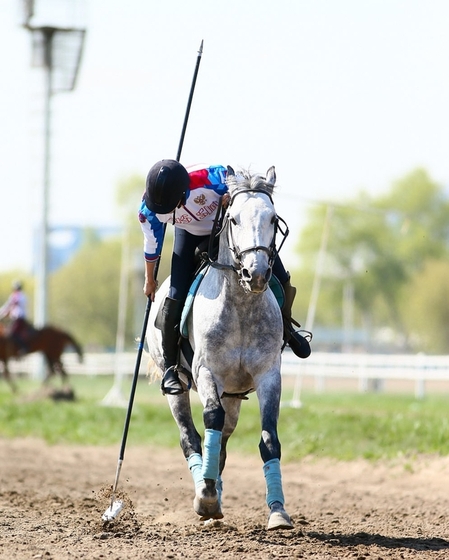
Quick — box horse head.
[223,166,279,294]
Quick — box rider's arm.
[139,199,168,301]
[0,296,12,320]
[144,259,158,301]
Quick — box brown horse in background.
[0,322,83,391]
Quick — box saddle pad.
[180,270,285,338]
[269,274,285,310]
[180,267,208,338]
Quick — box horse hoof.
[267,509,294,531]
[193,487,223,521]
[200,510,224,522]
[193,496,223,521]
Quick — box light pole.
[21,1,86,329]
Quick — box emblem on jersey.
[194,194,207,205]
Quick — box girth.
[221,388,255,400]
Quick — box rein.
[207,197,237,272]
[207,187,289,276]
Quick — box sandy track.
[1,438,449,559]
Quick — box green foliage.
[49,238,125,349]
[1,377,449,462]
[0,173,175,349]
[3,167,449,354]
[376,169,449,269]
[295,168,449,349]
[116,174,147,249]
[401,259,449,353]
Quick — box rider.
[0,281,29,354]
[139,159,311,396]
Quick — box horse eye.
[271,215,277,224]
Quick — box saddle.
[6,319,37,354]
[7,318,36,340]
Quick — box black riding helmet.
[144,159,190,214]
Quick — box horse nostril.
[241,268,252,281]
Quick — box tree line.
[293,168,449,354]
[1,167,448,354]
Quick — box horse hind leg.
[41,355,55,384]
[1,361,17,393]
[54,360,70,386]
[167,392,202,457]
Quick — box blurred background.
[1,0,449,355]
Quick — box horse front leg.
[192,367,225,520]
[257,373,293,531]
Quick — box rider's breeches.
[169,228,210,300]
[272,255,289,286]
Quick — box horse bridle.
[208,188,290,280]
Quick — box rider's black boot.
[158,297,185,395]
[282,275,312,359]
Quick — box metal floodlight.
[50,28,85,92]
[21,0,34,27]
[29,26,86,93]
[19,0,86,351]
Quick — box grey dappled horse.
[146,166,293,530]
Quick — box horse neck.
[215,238,253,304]
[217,234,233,268]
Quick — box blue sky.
[1,0,448,271]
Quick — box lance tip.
[198,40,204,55]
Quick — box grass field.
[1,374,449,462]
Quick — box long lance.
[158,39,204,273]
[103,40,204,522]
[176,40,203,162]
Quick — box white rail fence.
[7,351,449,400]
[281,351,449,403]
[7,352,148,377]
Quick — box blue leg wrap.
[202,429,221,481]
[263,458,285,507]
[187,453,203,490]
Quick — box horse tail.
[64,333,84,363]
[147,354,163,383]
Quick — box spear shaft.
[176,40,203,162]
[103,41,205,522]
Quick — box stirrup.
[161,366,184,396]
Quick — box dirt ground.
[1,438,449,560]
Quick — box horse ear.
[227,165,235,176]
[266,166,276,185]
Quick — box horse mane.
[226,168,277,198]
